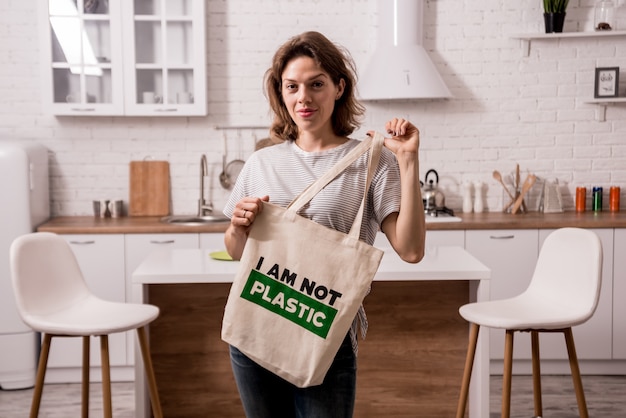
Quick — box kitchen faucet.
[198,154,214,216]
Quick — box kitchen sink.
[161,214,230,225]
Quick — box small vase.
[544,12,566,33]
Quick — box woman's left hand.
[368,117,419,156]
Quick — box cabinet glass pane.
[83,20,111,64]
[82,0,109,14]
[166,22,192,65]
[53,68,113,104]
[53,69,80,103]
[136,69,164,103]
[135,21,161,64]
[49,0,109,16]
[168,69,194,104]
[86,70,113,103]
[49,17,108,70]
[165,0,192,15]
[134,0,160,15]
[49,17,81,64]
[134,0,191,15]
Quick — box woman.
[223,31,425,417]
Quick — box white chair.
[9,232,163,418]
[456,227,602,418]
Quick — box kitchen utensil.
[110,200,124,217]
[219,156,245,190]
[129,160,170,216]
[511,174,536,214]
[542,180,563,213]
[515,163,527,212]
[493,170,516,201]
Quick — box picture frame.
[594,67,620,98]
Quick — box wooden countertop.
[37,211,626,234]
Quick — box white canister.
[462,182,473,213]
[473,181,484,213]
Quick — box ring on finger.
[243,210,248,219]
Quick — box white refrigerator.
[0,142,50,390]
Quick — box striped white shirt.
[224,138,402,352]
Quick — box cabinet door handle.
[150,240,176,244]
[69,108,97,112]
[69,240,96,245]
[489,235,515,240]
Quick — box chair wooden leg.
[456,323,479,418]
[531,331,543,417]
[564,328,589,418]
[81,336,90,418]
[501,330,514,418]
[137,326,163,418]
[100,335,112,418]
[30,333,52,418]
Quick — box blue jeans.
[229,334,357,418]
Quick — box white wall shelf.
[510,30,626,56]
[580,98,626,121]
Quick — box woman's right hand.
[224,195,269,260]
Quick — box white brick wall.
[1,0,625,216]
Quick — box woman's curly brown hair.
[264,31,365,142]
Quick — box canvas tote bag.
[221,132,386,388]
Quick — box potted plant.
[543,0,569,33]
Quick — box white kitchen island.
[132,244,490,418]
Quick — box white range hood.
[359,0,452,100]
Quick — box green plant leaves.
[543,0,569,13]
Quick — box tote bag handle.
[287,132,385,240]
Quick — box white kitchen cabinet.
[373,230,464,250]
[40,0,206,116]
[614,228,626,359]
[124,233,199,363]
[537,228,614,361]
[465,229,539,366]
[121,0,207,115]
[425,230,465,248]
[40,0,124,115]
[199,233,226,251]
[46,234,127,382]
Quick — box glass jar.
[595,0,616,31]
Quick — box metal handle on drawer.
[489,235,515,240]
[69,240,96,245]
[150,240,176,244]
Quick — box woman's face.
[281,56,345,137]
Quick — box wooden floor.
[1,375,624,417]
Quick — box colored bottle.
[575,187,586,212]
[609,186,620,212]
[592,187,603,212]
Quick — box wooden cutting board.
[129,160,171,216]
